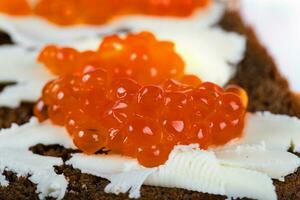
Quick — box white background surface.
[240,0,300,92]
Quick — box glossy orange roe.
[0,0,211,25]
[0,0,30,15]
[38,32,187,84]
[35,32,248,167]
[35,77,247,167]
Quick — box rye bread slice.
[0,30,12,45]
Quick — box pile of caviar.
[35,31,248,167]
[0,0,210,25]
[35,75,248,167]
[38,32,193,85]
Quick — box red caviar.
[35,76,247,167]
[35,32,248,167]
[0,0,30,15]
[0,0,210,25]
[38,32,186,84]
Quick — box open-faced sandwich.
[0,1,300,199]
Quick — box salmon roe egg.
[0,0,211,25]
[34,32,248,168]
[225,84,248,108]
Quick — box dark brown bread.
[222,12,300,117]
[0,30,12,45]
[0,10,300,200]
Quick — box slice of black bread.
[0,30,12,45]
[0,10,300,200]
